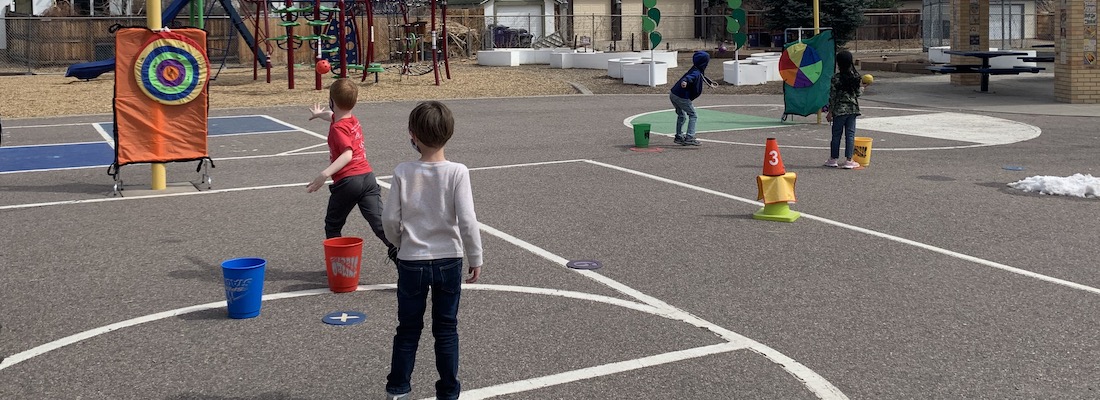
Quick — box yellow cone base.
[753,202,800,222]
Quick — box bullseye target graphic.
[778,42,823,88]
[134,32,209,105]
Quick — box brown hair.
[408,101,454,148]
[329,79,358,111]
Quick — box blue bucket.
[221,257,266,319]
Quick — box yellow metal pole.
[814,0,822,124]
[147,0,167,190]
[813,0,820,34]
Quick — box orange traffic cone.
[762,138,786,176]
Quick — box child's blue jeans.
[830,114,858,159]
[669,93,697,138]
[386,257,464,400]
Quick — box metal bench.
[926,64,982,73]
[927,65,1044,92]
[927,65,1043,75]
[981,66,1045,74]
[1017,56,1055,63]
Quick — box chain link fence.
[1,7,1055,75]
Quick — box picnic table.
[927,50,1044,92]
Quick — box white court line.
[91,123,114,148]
[10,156,1100,298]
[0,182,309,211]
[0,285,716,372]
[4,122,102,129]
[0,165,116,175]
[469,158,588,172]
[7,158,1094,396]
[583,159,1100,297]
[208,129,302,138]
[1,170,844,397]
[2,114,322,175]
[0,149,330,175]
[3,115,281,130]
[258,114,327,140]
[458,209,847,399]
[0,287,338,371]
[278,143,328,155]
[384,178,847,398]
[0,140,108,149]
[456,343,743,400]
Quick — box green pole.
[190,0,205,29]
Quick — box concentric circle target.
[778,42,823,88]
[134,32,209,105]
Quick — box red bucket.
[323,237,364,293]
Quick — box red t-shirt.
[327,115,372,182]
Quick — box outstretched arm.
[308,103,333,121]
[306,149,352,192]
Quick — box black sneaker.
[673,135,685,145]
[683,137,701,146]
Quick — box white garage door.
[496,4,544,38]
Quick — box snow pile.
[1007,173,1100,198]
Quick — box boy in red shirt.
[307,79,397,262]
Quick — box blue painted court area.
[0,142,114,173]
[1,116,301,173]
[97,115,294,137]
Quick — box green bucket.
[632,123,651,148]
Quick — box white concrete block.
[477,50,519,67]
[754,59,780,81]
[722,60,767,86]
[928,46,950,64]
[550,51,575,69]
[623,61,669,87]
[990,50,1036,68]
[608,58,641,79]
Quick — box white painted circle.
[623,105,1042,151]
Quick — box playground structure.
[67,0,452,88]
[240,0,452,88]
[66,0,269,82]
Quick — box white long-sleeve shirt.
[383,160,483,267]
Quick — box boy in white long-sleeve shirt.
[382,101,482,400]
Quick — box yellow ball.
[861,74,874,85]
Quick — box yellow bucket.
[853,137,873,166]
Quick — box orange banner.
[114,28,209,166]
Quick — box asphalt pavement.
[2,70,1098,399]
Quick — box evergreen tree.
[866,0,900,8]
[763,0,867,47]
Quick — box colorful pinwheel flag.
[781,30,835,117]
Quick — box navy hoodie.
[670,51,710,100]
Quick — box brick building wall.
[1054,0,1100,103]
[951,0,986,86]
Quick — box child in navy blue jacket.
[669,51,712,146]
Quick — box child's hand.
[306,174,328,193]
[308,103,327,120]
[465,266,481,283]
